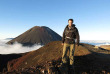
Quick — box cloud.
[0,39,43,54]
[80,40,110,46]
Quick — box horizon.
[0,0,110,40]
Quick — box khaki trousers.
[62,42,75,65]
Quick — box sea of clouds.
[80,40,110,46]
[0,39,43,54]
[0,39,110,54]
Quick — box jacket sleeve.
[62,28,66,43]
[75,27,80,45]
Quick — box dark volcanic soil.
[0,52,28,73]
[1,41,110,74]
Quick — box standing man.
[61,19,80,69]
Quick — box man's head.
[68,19,74,27]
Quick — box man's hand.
[62,43,64,45]
[76,44,79,47]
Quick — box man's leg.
[69,43,75,66]
[62,43,69,64]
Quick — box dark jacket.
[62,24,80,45]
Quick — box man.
[61,19,80,69]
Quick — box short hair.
[68,19,74,23]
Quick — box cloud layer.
[80,40,110,46]
[0,39,43,54]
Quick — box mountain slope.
[5,41,110,74]
[0,52,28,72]
[7,41,91,71]
[6,26,62,46]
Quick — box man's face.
[68,20,73,26]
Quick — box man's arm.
[75,28,80,46]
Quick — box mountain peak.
[6,26,62,46]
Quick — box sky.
[0,0,110,40]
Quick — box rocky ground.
[1,41,110,74]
